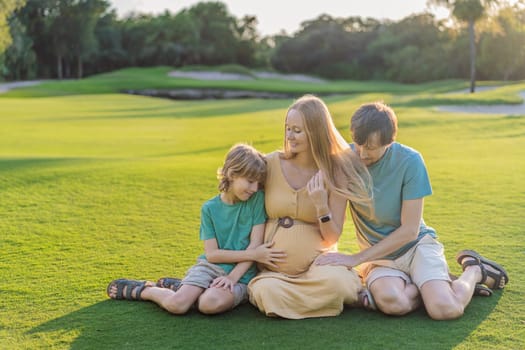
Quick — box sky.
[108,0,451,36]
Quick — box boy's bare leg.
[141,284,204,315]
[197,287,236,314]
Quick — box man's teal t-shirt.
[198,190,267,284]
[350,142,436,259]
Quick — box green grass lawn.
[1,72,524,349]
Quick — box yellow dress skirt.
[248,152,362,319]
[248,217,362,319]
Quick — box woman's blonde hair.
[283,94,372,205]
[218,143,267,193]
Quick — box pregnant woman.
[248,95,373,319]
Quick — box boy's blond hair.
[218,143,266,192]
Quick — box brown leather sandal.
[456,250,509,290]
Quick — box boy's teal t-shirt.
[350,142,436,259]
[198,190,267,284]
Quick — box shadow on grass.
[28,293,502,350]
[0,157,106,188]
[0,157,83,173]
[154,139,280,158]
[61,98,291,121]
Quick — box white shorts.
[359,235,451,289]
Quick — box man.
[317,102,508,320]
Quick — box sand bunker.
[0,80,42,93]
[437,91,525,116]
[168,70,326,83]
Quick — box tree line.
[1,0,524,85]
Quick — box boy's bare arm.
[219,223,267,284]
[209,224,265,288]
[204,224,285,267]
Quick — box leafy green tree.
[271,15,350,74]
[251,35,275,68]
[337,16,382,80]
[48,0,75,79]
[3,15,36,79]
[366,14,452,82]
[429,0,499,92]
[441,28,471,78]
[66,0,109,78]
[14,0,55,77]
[15,0,108,79]
[119,14,152,66]
[188,1,237,64]
[47,0,109,79]
[17,0,76,79]
[234,15,259,67]
[146,10,199,66]
[478,4,525,80]
[271,14,380,79]
[89,10,127,73]
[9,0,525,83]
[0,0,25,55]
[119,10,199,67]
[169,10,201,65]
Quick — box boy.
[107,143,285,314]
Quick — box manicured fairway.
[1,77,524,349]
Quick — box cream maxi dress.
[248,152,362,319]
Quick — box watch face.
[320,215,331,223]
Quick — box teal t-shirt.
[198,190,267,284]
[349,142,436,259]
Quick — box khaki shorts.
[182,260,248,307]
[359,235,451,289]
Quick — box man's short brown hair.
[350,102,398,146]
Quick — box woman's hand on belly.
[263,230,324,276]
